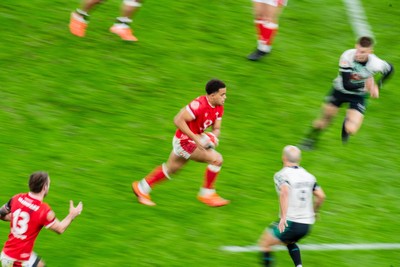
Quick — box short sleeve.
[42,204,56,228]
[339,50,353,72]
[368,55,392,74]
[187,99,202,119]
[274,173,289,189]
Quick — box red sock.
[145,166,167,187]
[203,166,220,189]
[262,23,278,45]
[255,19,265,43]
[256,20,278,45]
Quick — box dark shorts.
[325,88,367,114]
[270,220,311,244]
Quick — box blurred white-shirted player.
[259,145,325,267]
[132,79,229,207]
[301,36,394,149]
[248,0,287,61]
[0,171,83,267]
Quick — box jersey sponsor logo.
[340,60,351,67]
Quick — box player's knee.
[345,121,360,135]
[212,153,223,166]
[313,119,328,130]
[258,236,272,252]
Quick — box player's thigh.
[321,103,340,119]
[273,221,311,244]
[253,1,283,22]
[253,2,267,18]
[259,229,283,250]
[264,3,284,22]
[190,148,223,166]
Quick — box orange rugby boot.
[132,181,155,206]
[198,193,230,207]
[69,12,88,37]
[110,25,138,41]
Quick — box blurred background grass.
[0,0,399,266]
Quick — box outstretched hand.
[365,77,379,98]
[69,200,83,218]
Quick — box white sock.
[199,188,215,196]
[139,179,151,194]
[257,41,272,53]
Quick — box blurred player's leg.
[341,118,349,143]
[132,152,188,206]
[259,230,282,266]
[248,2,283,61]
[190,149,229,207]
[342,108,364,144]
[132,164,170,206]
[110,0,141,41]
[287,243,302,267]
[69,10,89,37]
[197,164,229,207]
[132,180,156,206]
[300,103,339,150]
[69,0,101,37]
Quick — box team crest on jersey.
[340,60,350,67]
[190,100,200,110]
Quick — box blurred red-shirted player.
[0,171,83,267]
[132,79,230,207]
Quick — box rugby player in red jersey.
[132,79,229,207]
[0,172,83,267]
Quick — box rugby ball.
[200,132,218,149]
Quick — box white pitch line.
[221,243,400,253]
[343,0,374,38]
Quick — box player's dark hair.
[358,36,374,48]
[29,171,49,193]
[205,79,226,95]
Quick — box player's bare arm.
[278,184,289,233]
[365,77,379,98]
[211,119,222,138]
[313,187,326,214]
[49,201,83,234]
[0,201,11,221]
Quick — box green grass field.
[0,0,399,266]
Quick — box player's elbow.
[50,224,67,235]
[317,191,326,204]
[53,227,66,234]
[173,115,182,128]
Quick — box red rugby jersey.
[175,95,224,139]
[2,193,55,261]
